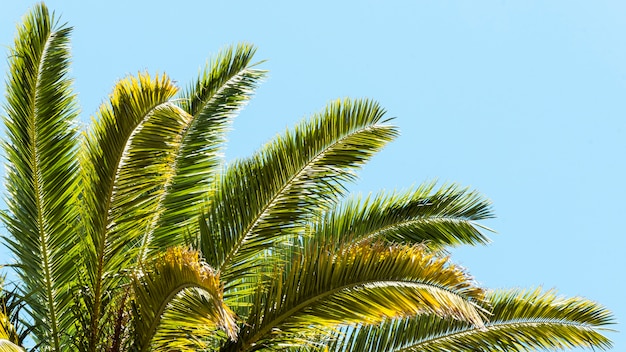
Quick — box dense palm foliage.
[0,3,614,351]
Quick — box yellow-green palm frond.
[202,98,398,293]
[0,284,28,349]
[0,308,20,349]
[0,340,23,352]
[80,72,178,349]
[132,247,237,352]
[110,44,265,264]
[328,288,614,351]
[0,303,22,352]
[1,3,81,349]
[313,183,494,251]
[222,241,486,351]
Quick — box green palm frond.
[111,44,265,260]
[223,241,486,351]
[313,183,494,251]
[1,3,80,349]
[329,288,614,351]
[203,98,398,291]
[132,247,237,352]
[80,72,178,349]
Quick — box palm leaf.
[1,4,80,349]
[202,98,398,294]
[131,247,237,352]
[0,340,23,352]
[222,241,486,351]
[328,288,614,351]
[110,44,265,264]
[313,183,494,251]
[80,72,178,349]
[0,309,19,348]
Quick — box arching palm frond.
[132,247,237,352]
[313,183,494,251]
[328,288,614,351]
[203,99,398,294]
[111,44,266,260]
[1,4,80,349]
[222,242,486,351]
[80,72,178,350]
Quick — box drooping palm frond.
[111,44,265,264]
[202,99,398,294]
[312,183,494,251]
[131,247,237,352]
[80,72,178,350]
[328,288,614,351]
[1,4,80,349]
[221,241,486,351]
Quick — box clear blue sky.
[1,1,624,350]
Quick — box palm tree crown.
[0,3,614,351]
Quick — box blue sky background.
[1,1,624,350]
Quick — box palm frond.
[132,247,237,352]
[202,98,398,293]
[0,284,29,348]
[0,340,23,352]
[313,183,494,251]
[80,72,178,349]
[0,308,19,348]
[1,4,80,349]
[110,44,265,263]
[329,288,615,351]
[222,241,486,351]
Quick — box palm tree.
[0,3,614,351]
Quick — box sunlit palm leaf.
[329,288,614,351]
[0,311,19,348]
[222,241,485,351]
[80,72,178,349]
[132,247,236,352]
[1,4,80,349]
[111,44,265,263]
[0,285,28,348]
[203,99,398,294]
[313,183,494,251]
[0,340,23,352]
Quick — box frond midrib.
[29,26,61,351]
